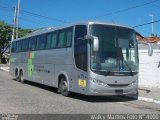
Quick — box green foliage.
[0,21,12,47]
[0,20,32,63]
[0,21,12,63]
[18,28,32,38]
[150,33,157,37]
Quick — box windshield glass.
[90,24,138,75]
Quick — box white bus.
[10,21,141,98]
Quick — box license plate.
[115,89,123,94]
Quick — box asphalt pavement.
[0,69,160,114]
[0,64,160,105]
[0,64,9,72]
[138,87,160,104]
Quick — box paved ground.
[0,70,160,114]
[1,64,160,105]
[0,64,9,72]
[138,87,160,104]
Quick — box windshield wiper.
[116,47,133,76]
[123,59,133,76]
[93,70,111,76]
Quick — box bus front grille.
[107,84,129,87]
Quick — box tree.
[18,28,32,38]
[0,20,32,63]
[0,21,12,63]
[150,33,157,37]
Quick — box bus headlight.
[90,78,108,87]
[130,80,137,86]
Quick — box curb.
[0,67,9,72]
[126,95,160,104]
[138,97,160,104]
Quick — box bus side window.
[51,33,57,49]
[58,31,65,48]
[28,38,31,51]
[36,35,46,50]
[29,37,37,51]
[65,28,73,47]
[11,41,17,52]
[46,34,52,49]
[57,27,73,48]
[22,39,29,51]
[16,40,22,52]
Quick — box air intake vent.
[107,84,129,87]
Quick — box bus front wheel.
[59,77,70,97]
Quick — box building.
[137,33,160,88]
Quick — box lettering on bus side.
[27,52,35,77]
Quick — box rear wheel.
[59,77,70,97]
[19,70,25,83]
[15,69,19,81]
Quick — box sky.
[0,0,160,37]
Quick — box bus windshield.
[90,24,138,75]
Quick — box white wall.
[139,49,160,88]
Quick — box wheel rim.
[61,80,67,92]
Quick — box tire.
[15,76,19,81]
[130,92,139,100]
[15,70,19,81]
[59,77,70,97]
[125,92,139,100]
[19,70,25,83]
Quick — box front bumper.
[85,80,138,96]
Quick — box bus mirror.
[84,35,99,52]
[93,36,99,52]
[148,43,153,56]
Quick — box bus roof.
[13,21,133,41]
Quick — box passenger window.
[16,40,22,52]
[11,42,17,52]
[36,35,46,50]
[29,37,36,51]
[57,28,73,48]
[22,39,29,51]
[58,31,65,47]
[51,33,57,48]
[46,32,57,49]
[28,38,31,50]
[66,29,72,47]
[46,34,52,49]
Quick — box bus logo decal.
[78,79,86,88]
[27,52,35,77]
